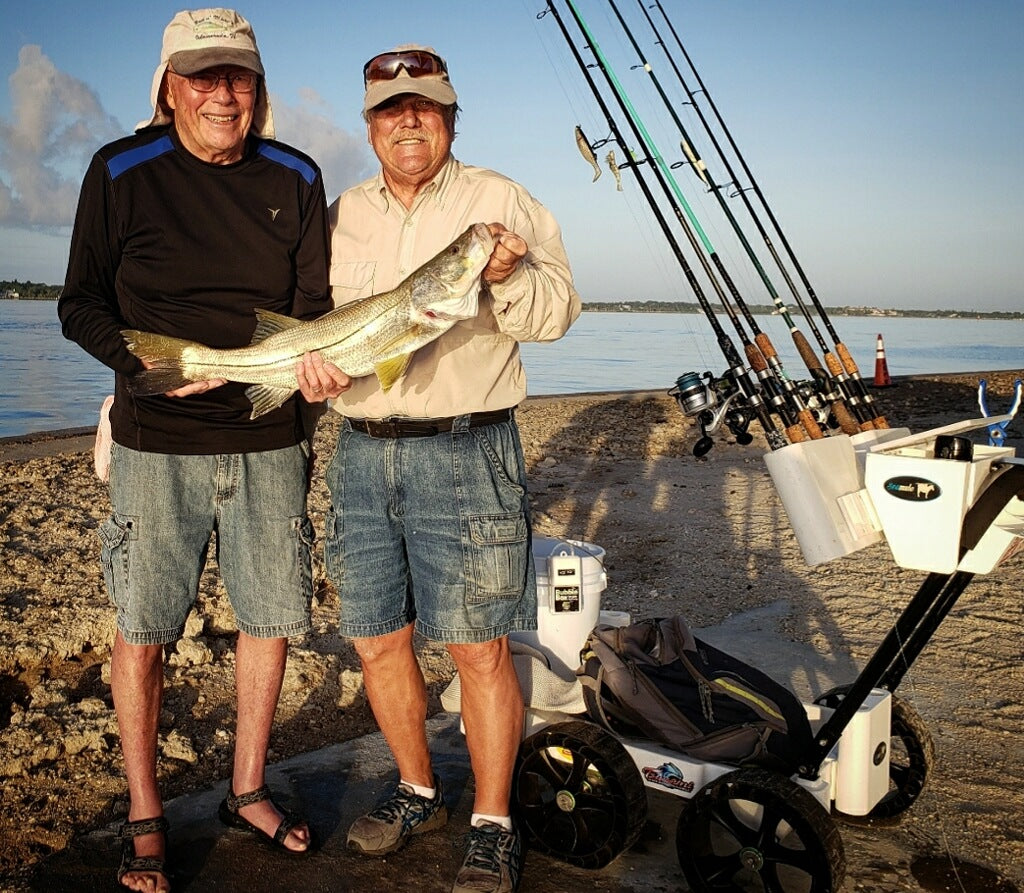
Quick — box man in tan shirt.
[297,44,580,893]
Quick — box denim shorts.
[100,443,315,645]
[324,415,537,644]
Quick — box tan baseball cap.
[135,8,275,137]
[363,45,457,113]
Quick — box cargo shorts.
[100,442,315,645]
[324,414,538,644]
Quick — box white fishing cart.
[443,414,1023,891]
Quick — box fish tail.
[126,367,194,395]
[121,330,195,395]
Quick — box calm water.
[1,300,1020,439]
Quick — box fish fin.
[244,384,297,419]
[121,330,195,394]
[252,309,303,343]
[374,353,413,392]
[122,329,194,361]
[126,368,193,395]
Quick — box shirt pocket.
[330,260,376,303]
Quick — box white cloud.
[269,90,372,200]
[0,45,121,227]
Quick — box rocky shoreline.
[2,371,1022,889]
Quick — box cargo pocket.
[98,513,135,611]
[465,513,528,603]
[323,507,343,586]
[294,514,316,605]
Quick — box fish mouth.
[470,222,495,253]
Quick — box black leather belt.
[348,408,514,438]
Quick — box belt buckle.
[378,418,401,438]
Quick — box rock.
[161,730,198,764]
[184,612,205,638]
[337,668,364,708]
[169,637,213,667]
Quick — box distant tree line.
[581,300,1023,320]
[1,280,61,299]
[1,283,1019,319]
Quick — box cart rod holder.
[798,462,1024,778]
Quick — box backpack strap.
[580,632,705,747]
[578,651,625,734]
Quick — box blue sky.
[1,1,1021,311]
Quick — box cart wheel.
[814,687,935,822]
[676,767,845,893]
[513,720,647,869]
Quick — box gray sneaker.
[346,776,447,856]
[451,821,522,893]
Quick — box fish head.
[408,222,494,324]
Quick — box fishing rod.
[559,0,823,443]
[647,0,889,429]
[610,0,864,437]
[632,0,875,434]
[539,0,791,451]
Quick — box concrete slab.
[24,602,856,892]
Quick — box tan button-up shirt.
[328,156,581,420]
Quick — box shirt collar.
[370,154,458,214]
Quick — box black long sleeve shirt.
[58,125,332,454]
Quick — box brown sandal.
[117,816,170,890]
[218,784,312,854]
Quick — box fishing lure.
[574,125,601,182]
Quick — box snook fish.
[122,223,494,419]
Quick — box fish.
[606,149,623,191]
[122,223,495,419]
[575,125,601,182]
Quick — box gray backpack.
[578,615,814,771]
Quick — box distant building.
[2,289,20,300]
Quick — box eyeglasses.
[363,50,447,84]
[176,71,259,93]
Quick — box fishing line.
[524,0,719,379]
[646,0,888,430]
[583,1,822,442]
[561,0,825,445]
[606,0,867,439]
[542,0,792,451]
[633,3,869,435]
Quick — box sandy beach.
[1,371,1022,891]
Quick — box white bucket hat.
[135,8,275,137]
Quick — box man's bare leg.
[111,632,170,893]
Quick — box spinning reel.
[670,371,754,457]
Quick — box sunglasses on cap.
[363,50,448,84]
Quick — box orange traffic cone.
[873,333,892,387]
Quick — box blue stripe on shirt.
[106,135,175,180]
[256,141,317,185]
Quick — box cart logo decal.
[883,476,942,502]
[642,762,695,793]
